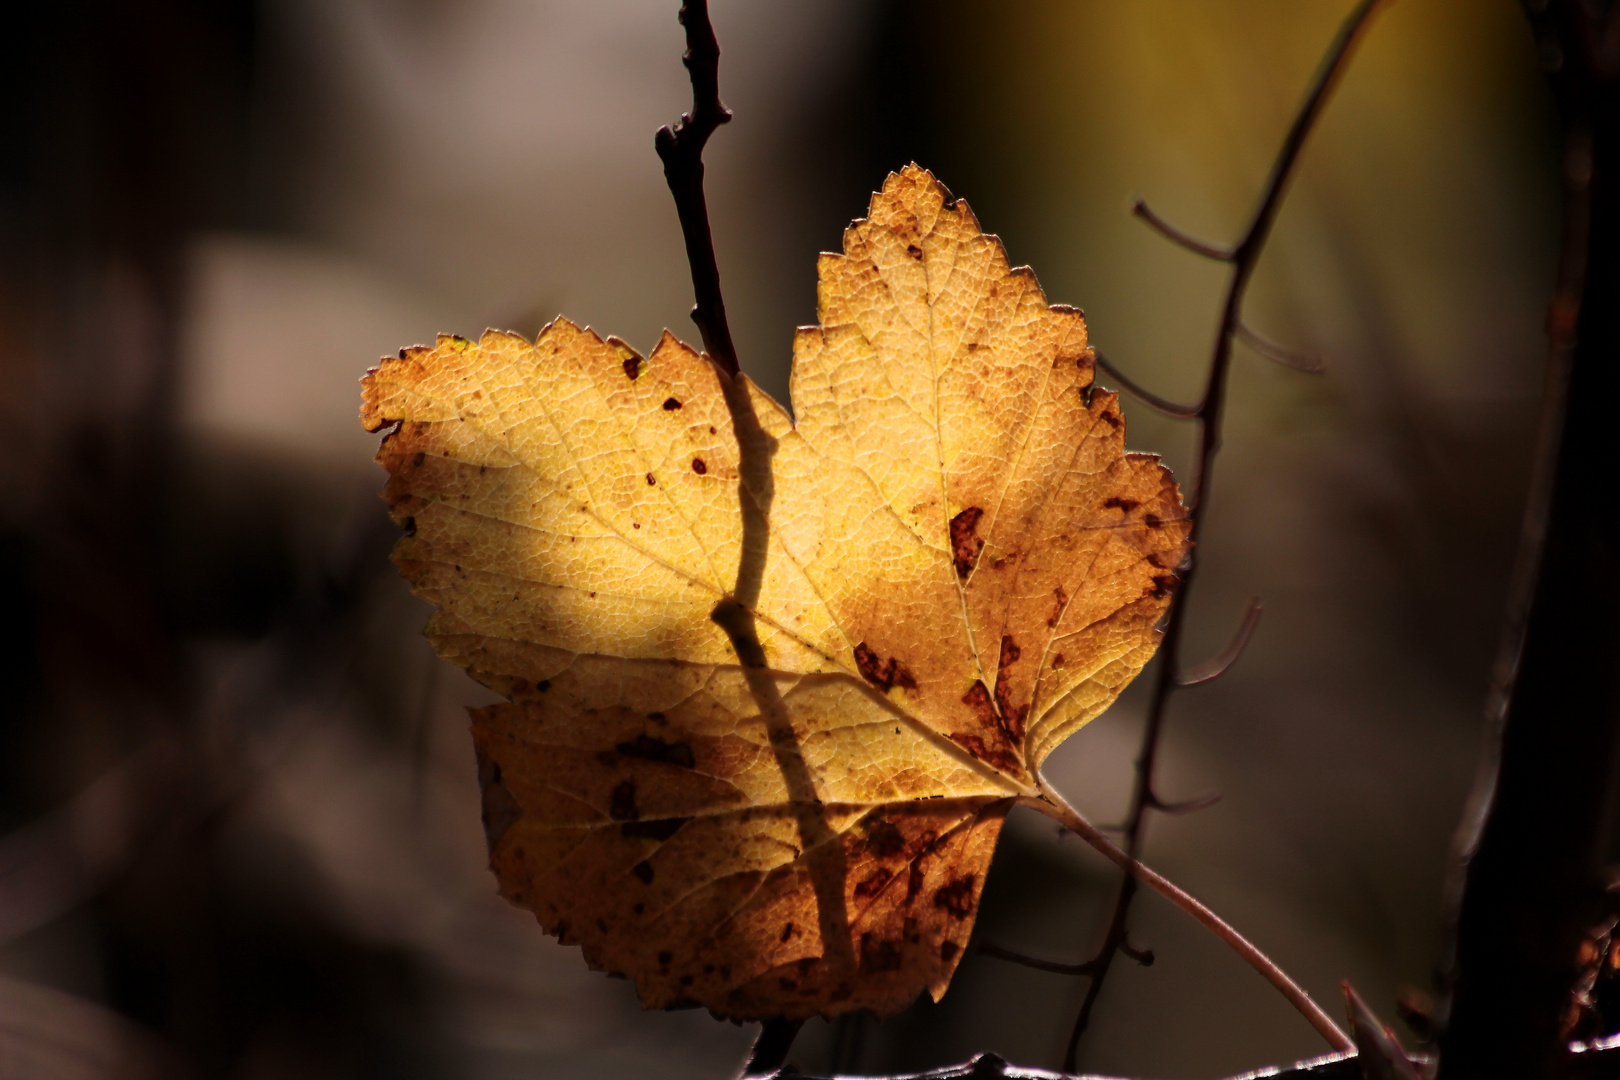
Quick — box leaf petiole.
[1019,786,1354,1053]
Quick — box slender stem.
[1022,792,1354,1053]
[656,0,740,377]
[1058,1,1389,1067]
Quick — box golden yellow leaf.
[360,165,1190,1021]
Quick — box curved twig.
[1176,597,1264,686]
[1092,351,1202,419]
[1235,322,1327,374]
[1132,197,1235,261]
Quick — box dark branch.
[1132,197,1235,261]
[1176,597,1264,686]
[741,1018,805,1077]
[1235,322,1327,374]
[1059,2,1388,1068]
[1436,2,1620,1076]
[1092,351,1201,419]
[655,0,740,377]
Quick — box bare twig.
[1093,351,1202,419]
[1235,322,1327,373]
[656,0,740,377]
[1176,597,1264,686]
[1435,3,1620,1077]
[1035,2,1390,1067]
[1132,197,1235,261]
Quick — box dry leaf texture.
[360,166,1190,1020]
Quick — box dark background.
[0,1,1562,1078]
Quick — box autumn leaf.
[360,165,1190,1021]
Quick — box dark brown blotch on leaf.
[610,779,638,821]
[632,860,654,884]
[477,752,523,853]
[692,457,707,475]
[623,357,641,380]
[949,506,985,577]
[662,397,682,410]
[620,817,689,841]
[616,733,696,769]
[863,817,907,858]
[933,875,977,919]
[853,642,918,692]
[854,868,894,900]
[860,933,904,973]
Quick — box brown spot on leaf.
[960,682,997,727]
[1053,653,1066,669]
[906,244,924,260]
[933,875,977,919]
[1100,410,1121,428]
[993,637,1029,741]
[860,933,904,973]
[646,473,656,485]
[477,752,523,853]
[692,457,707,475]
[1048,587,1067,627]
[412,451,425,468]
[853,643,918,692]
[536,679,550,692]
[949,507,985,577]
[662,397,682,410]
[620,818,689,841]
[632,860,654,884]
[1149,574,1177,599]
[863,817,906,859]
[781,923,795,942]
[616,733,696,769]
[658,951,673,967]
[623,357,641,380]
[1103,496,1139,512]
[1144,513,1163,529]
[610,780,638,821]
[401,516,416,538]
[854,868,894,900]
[949,731,1021,774]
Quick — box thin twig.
[656,5,815,1072]
[1093,351,1201,419]
[655,0,740,377]
[1132,197,1235,261]
[1176,597,1264,686]
[977,940,1097,976]
[1021,791,1354,1053]
[1054,2,1389,1067]
[1235,321,1327,374]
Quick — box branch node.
[1121,940,1156,967]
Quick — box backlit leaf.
[360,166,1190,1020]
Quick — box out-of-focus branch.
[1435,4,1620,1078]
[655,0,740,377]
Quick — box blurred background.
[0,1,1562,1077]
